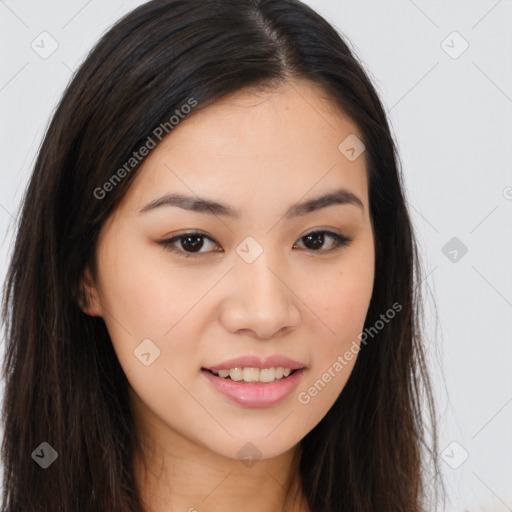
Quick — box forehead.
[120,79,369,218]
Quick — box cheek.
[324,273,374,337]
[95,242,214,381]
[309,251,374,340]
[300,247,374,399]
[98,239,216,336]
[295,279,370,426]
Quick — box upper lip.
[202,355,306,371]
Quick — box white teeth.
[243,367,260,382]
[229,368,243,381]
[209,366,296,383]
[259,368,275,383]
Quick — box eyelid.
[158,229,353,258]
[160,230,218,257]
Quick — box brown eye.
[177,234,206,252]
[294,231,353,252]
[159,231,220,258]
[159,229,352,259]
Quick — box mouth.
[202,367,300,384]
[200,366,305,407]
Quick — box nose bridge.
[222,238,300,337]
[237,243,285,305]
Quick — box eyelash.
[158,230,353,258]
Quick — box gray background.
[0,1,511,510]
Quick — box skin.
[81,78,375,512]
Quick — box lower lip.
[201,368,305,408]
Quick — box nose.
[219,250,301,339]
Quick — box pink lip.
[201,368,305,408]
[202,355,306,371]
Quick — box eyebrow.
[138,187,364,219]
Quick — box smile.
[201,367,305,407]
[208,366,296,383]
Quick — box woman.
[1,0,443,510]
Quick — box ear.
[78,265,103,317]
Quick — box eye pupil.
[162,229,350,258]
[303,232,324,250]
[182,234,203,252]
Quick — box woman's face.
[82,79,375,461]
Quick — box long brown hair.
[1,0,444,510]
